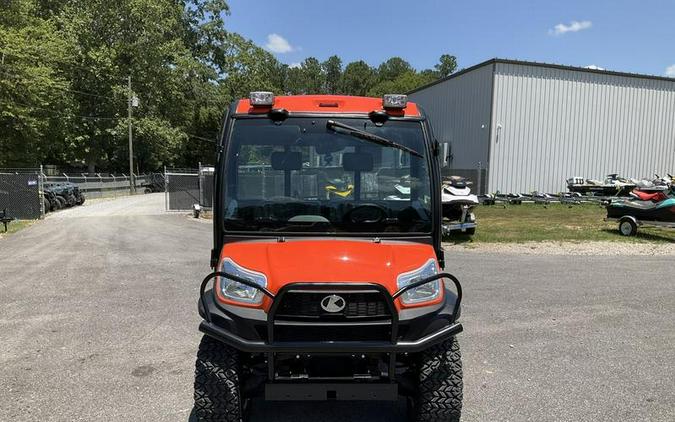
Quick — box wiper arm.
[326,120,422,158]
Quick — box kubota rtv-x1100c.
[195,93,464,421]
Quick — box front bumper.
[198,272,462,354]
[199,318,462,353]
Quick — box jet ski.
[567,174,636,197]
[605,193,675,236]
[607,197,675,221]
[441,176,478,235]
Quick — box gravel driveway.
[1,194,673,421]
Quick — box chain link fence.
[0,168,43,219]
[199,164,214,208]
[165,164,214,211]
[43,173,150,199]
[0,167,163,220]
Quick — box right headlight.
[217,258,267,305]
[396,259,441,305]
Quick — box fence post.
[39,165,45,218]
[164,166,168,211]
[198,162,204,207]
[96,173,102,198]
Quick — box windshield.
[222,117,432,234]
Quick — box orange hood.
[218,239,439,308]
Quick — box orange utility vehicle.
[195,93,464,421]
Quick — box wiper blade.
[326,120,422,158]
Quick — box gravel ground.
[444,240,675,256]
[1,194,674,421]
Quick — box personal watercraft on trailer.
[441,176,478,235]
[605,195,675,236]
[628,174,674,202]
[567,174,636,197]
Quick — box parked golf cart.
[194,93,464,421]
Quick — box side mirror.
[440,142,453,167]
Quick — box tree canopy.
[0,0,457,171]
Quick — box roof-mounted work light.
[383,94,408,109]
[250,91,275,106]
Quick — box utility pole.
[127,75,135,194]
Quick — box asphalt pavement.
[1,194,673,421]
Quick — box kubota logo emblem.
[320,295,346,313]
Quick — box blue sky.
[225,0,675,77]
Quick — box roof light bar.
[250,91,274,106]
[383,94,408,109]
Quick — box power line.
[0,68,118,100]
[0,49,117,76]
[187,134,217,143]
[6,99,120,121]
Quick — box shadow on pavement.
[188,398,408,421]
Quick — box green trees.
[1,0,458,171]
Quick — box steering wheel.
[343,203,388,224]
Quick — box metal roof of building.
[409,58,675,94]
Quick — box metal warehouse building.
[409,59,675,194]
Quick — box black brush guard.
[198,271,462,358]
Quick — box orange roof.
[235,95,421,117]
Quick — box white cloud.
[666,64,675,77]
[549,20,592,36]
[265,33,295,54]
[288,62,302,69]
[584,65,605,70]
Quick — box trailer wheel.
[194,335,244,422]
[412,337,463,422]
[619,218,637,236]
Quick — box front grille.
[275,291,391,321]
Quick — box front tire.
[194,335,244,422]
[412,337,463,422]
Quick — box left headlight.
[217,258,267,304]
[396,259,441,305]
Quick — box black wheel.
[55,196,66,209]
[43,199,50,213]
[619,218,637,236]
[412,337,463,422]
[465,227,476,236]
[77,196,85,205]
[194,335,244,422]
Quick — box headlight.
[396,259,441,305]
[217,258,267,304]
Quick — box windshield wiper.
[326,120,422,158]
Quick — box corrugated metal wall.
[489,63,675,193]
[409,65,493,193]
